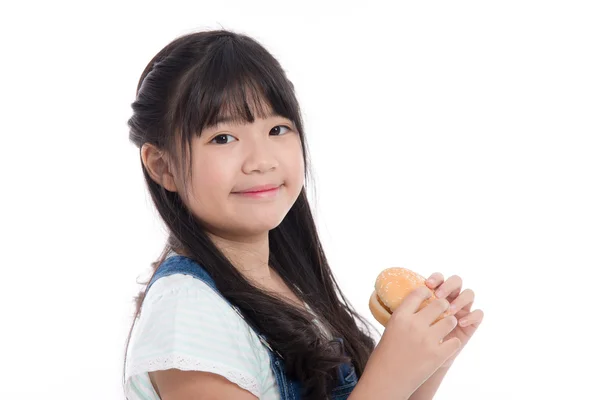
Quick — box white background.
[1,1,598,399]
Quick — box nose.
[241,136,279,174]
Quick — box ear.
[140,143,178,192]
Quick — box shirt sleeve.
[125,274,265,398]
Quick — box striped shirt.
[124,273,330,399]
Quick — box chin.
[235,209,287,231]
[253,214,287,230]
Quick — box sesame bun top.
[374,267,431,311]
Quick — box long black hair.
[123,29,378,399]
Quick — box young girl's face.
[181,106,305,239]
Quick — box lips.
[235,184,282,194]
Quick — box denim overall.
[145,251,358,400]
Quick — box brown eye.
[270,125,291,136]
[210,134,236,145]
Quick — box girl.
[123,29,482,400]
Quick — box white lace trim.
[126,354,261,397]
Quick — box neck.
[173,231,303,309]
[205,231,273,283]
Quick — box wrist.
[349,361,412,400]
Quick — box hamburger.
[369,267,451,327]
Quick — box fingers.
[432,274,462,300]
[425,272,444,289]
[419,296,452,325]
[440,336,462,359]
[446,289,475,316]
[426,273,461,303]
[458,309,484,328]
[402,274,480,328]
[432,313,459,341]
[398,286,435,315]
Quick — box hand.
[357,286,462,400]
[425,273,484,367]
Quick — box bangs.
[172,36,300,139]
[202,78,280,131]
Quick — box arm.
[150,369,259,400]
[407,363,453,400]
[346,352,416,400]
[129,279,265,400]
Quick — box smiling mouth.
[234,184,283,194]
[232,185,283,198]
[243,188,277,194]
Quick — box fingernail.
[427,278,435,285]
[460,319,469,326]
[435,290,444,298]
[448,304,457,313]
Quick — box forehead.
[213,109,285,126]
[206,96,289,131]
[193,78,297,138]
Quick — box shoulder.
[125,273,271,398]
[145,272,221,302]
[133,273,262,350]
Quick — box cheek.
[190,158,232,199]
[294,153,305,181]
[294,140,305,176]
[284,142,305,187]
